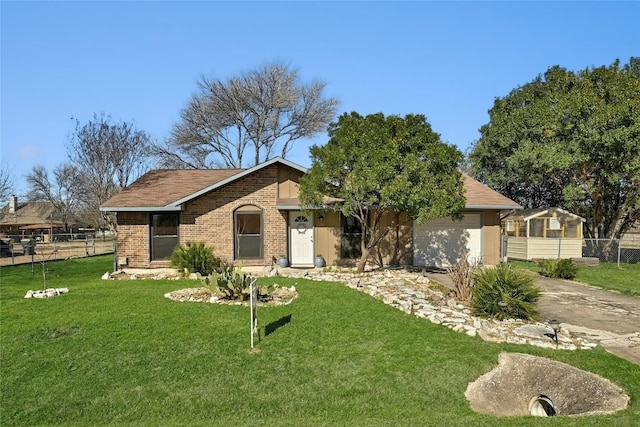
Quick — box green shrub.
[537,259,556,278]
[208,263,254,301]
[471,264,541,321]
[170,241,222,276]
[538,258,578,279]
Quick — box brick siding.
[116,164,288,268]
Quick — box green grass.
[509,260,640,296]
[1,256,639,426]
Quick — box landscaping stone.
[24,288,69,298]
[289,268,598,352]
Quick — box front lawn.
[1,256,639,426]
[509,260,640,296]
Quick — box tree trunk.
[357,247,370,273]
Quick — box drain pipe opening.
[529,395,556,417]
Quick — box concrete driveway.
[424,271,640,365]
[534,276,640,365]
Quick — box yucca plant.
[471,264,541,321]
[170,241,222,276]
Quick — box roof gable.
[100,157,307,212]
[504,207,585,222]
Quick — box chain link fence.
[582,238,640,265]
[0,232,115,267]
[501,236,639,265]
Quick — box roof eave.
[465,204,523,210]
[99,206,182,212]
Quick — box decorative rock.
[399,301,413,314]
[513,324,554,339]
[25,288,70,299]
[383,295,396,305]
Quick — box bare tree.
[67,113,152,229]
[26,164,85,231]
[154,62,339,169]
[0,163,14,202]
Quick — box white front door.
[289,211,314,266]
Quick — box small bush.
[170,241,222,276]
[538,258,578,279]
[471,264,541,321]
[538,259,556,278]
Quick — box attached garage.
[413,213,483,268]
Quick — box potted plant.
[278,255,289,268]
[314,254,325,268]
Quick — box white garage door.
[413,214,483,268]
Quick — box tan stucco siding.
[277,165,302,199]
[314,211,341,265]
[483,210,502,265]
[374,211,412,266]
[313,210,412,267]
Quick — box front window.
[151,213,179,260]
[341,214,362,259]
[234,208,263,259]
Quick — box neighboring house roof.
[0,201,65,227]
[503,207,585,222]
[462,174,521,210]
[100,157,520,212]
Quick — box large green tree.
[470,58,640,239]
[300,112,466,272]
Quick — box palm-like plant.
[170,241,221,276]
[471,264,541,321]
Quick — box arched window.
[234,206,263,259]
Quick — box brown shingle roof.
[101,169,242,209]
[462,174,521,209]
[0,201,62,226]
[100,163,520,211]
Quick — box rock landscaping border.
[286,268,598,351]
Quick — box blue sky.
[2,1,639,197]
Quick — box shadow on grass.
[265,314,292,336]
